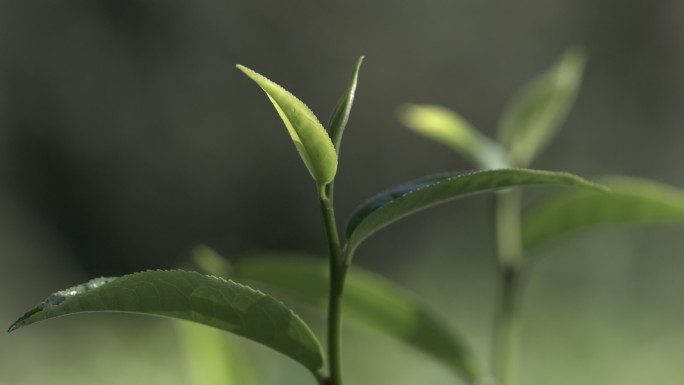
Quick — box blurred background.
[1,0,684,384]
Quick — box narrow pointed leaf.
[233,254,483,383]
[523,176,684,252]
[237,65,337,185]
[327,56,364,154]
[398,104,509,169]
[346,169,606,255]
[9,270,324,373]
[498,47,586,166]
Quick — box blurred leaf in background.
[2,1,684,384]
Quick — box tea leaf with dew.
[9,270,324,374]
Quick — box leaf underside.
[345,168,606,255]
[9,270,324,373]
[234,254,482,383]
[523,176,684,252]
[237,64,337,185]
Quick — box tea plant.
[397,47,684,384]
[8,53,684,385]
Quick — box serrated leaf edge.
[9,269,320,347]
[236,64,337,185]
[349,169,606,228]
[345,169,607,253]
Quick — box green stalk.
[318,184,346,385]
[313,371,328,385]
[493,189,525,385]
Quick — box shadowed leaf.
[9,270,324,373]
[346,169,606,255]
[234,254,483,384]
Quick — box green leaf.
[237,64,337,186]
[497,47,586,167]
[346,169,606,255]
[174,321,260,385]
[192,245,234,278]
[398,104,509,169]
[234,253,483,383]
[327,56,364,155]
[9,270,325,373]
[523,176,684,252]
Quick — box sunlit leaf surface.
[398,104,508,169]
[237,65,337,185]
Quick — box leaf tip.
[7,320,21,333]
[563,45,588,66]
[555,46,587,86]
[235,64,257,80]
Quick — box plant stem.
[313,370,328,385]
[318,184,346,385]
[493,189,524,385]
[495,189,523,268]
[494,264,524,385]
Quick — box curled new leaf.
[345,169,606,255]
[497,47,586,167]
[237,65,337,186]
[398,104,509,169]
[327,56,364,155]
[523,176,684,252]
[9,270,324,373]
[233,254,483,383]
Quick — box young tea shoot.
[10,52,684,385]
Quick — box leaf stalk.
[493,189,525,385]
[318,184,346,385]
